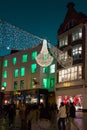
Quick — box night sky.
[0,0,87,55]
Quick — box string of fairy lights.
[0,19,73,68]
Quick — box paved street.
[0,110,87,130]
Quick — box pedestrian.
[19,103,26,129]
[69,102,79,130]
[27,104,39,130]
[8,103,15,127]
[38,103,51,130]
[57,102,67,130]
[66,102,70,123]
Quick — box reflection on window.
[72,46,82,60]
[13,57,17,65]
[14,69,19,78]
[59,65,82,82]
[31,64,37,73]
[3,60,8,67]
[22,54,28,63]
[72,28,82,41]
[59,36,68,47]
[50,64,55,73]
[3,70,7,78]
[32,51,37,60]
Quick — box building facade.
[0,44,57,107]
[55,2,87,111]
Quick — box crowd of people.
[0,101,80,130]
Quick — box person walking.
[8,103,15,127]
[19,103,26,129]
[69,102,79,130]
[57,102,67,130]
[38,103,51,130]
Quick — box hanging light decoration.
[36,39,53,67]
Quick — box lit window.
[31,64,37,73]
[12,57,17,65]
[32,51,37,60]
[14,69,19,78]
[20,80,24,89]
[43,78,48,89]
[2,82,7,87]
[3,70,7,78]
[59,36,68,47]
[50,64,55,73]
[72,46,82,60]
[14,81,18,90]
[59,65,82,82]
[43,67,48,73]
[31,78,37,88]
[50,78,55,88]
[22,54,28,63]
[3,60,8,67]
[20,67,25,76]
[72,28,82,41]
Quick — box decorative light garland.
[0,19,73,68]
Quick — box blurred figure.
[8,103,15,127]
[66,102,70,122]
[69,102,79,130]
[38,103,51,130]
[19,103,26,129]
[27,104,39,130]
[58,102,66,130]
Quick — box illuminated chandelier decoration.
[36,39,53,67]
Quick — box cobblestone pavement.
[0,110,87,130]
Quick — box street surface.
[0,110,87,130]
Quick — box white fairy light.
[36,39,53,67]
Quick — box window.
[22,54,28,63]
[31,64,37,73]
[31,78,37,88]
[32,51,37,60]
[20,67,25,76]
[20,80,24,89]
[59,65,82,82]
[3,70,7,78]
[12,57,17,65]
[72,28,82,41]
[50,64,55,73]
[3,60,8,67]
[43,67,48,73]
[43,78,48,89]
[14,69,19,78]
[2,82,7,87]
[50,78,55,88]
[59,51,68,61]
[14,81,18,90]
[72,46,82,60]
[59,36,68,47]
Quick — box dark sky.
[0,0,87,46]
